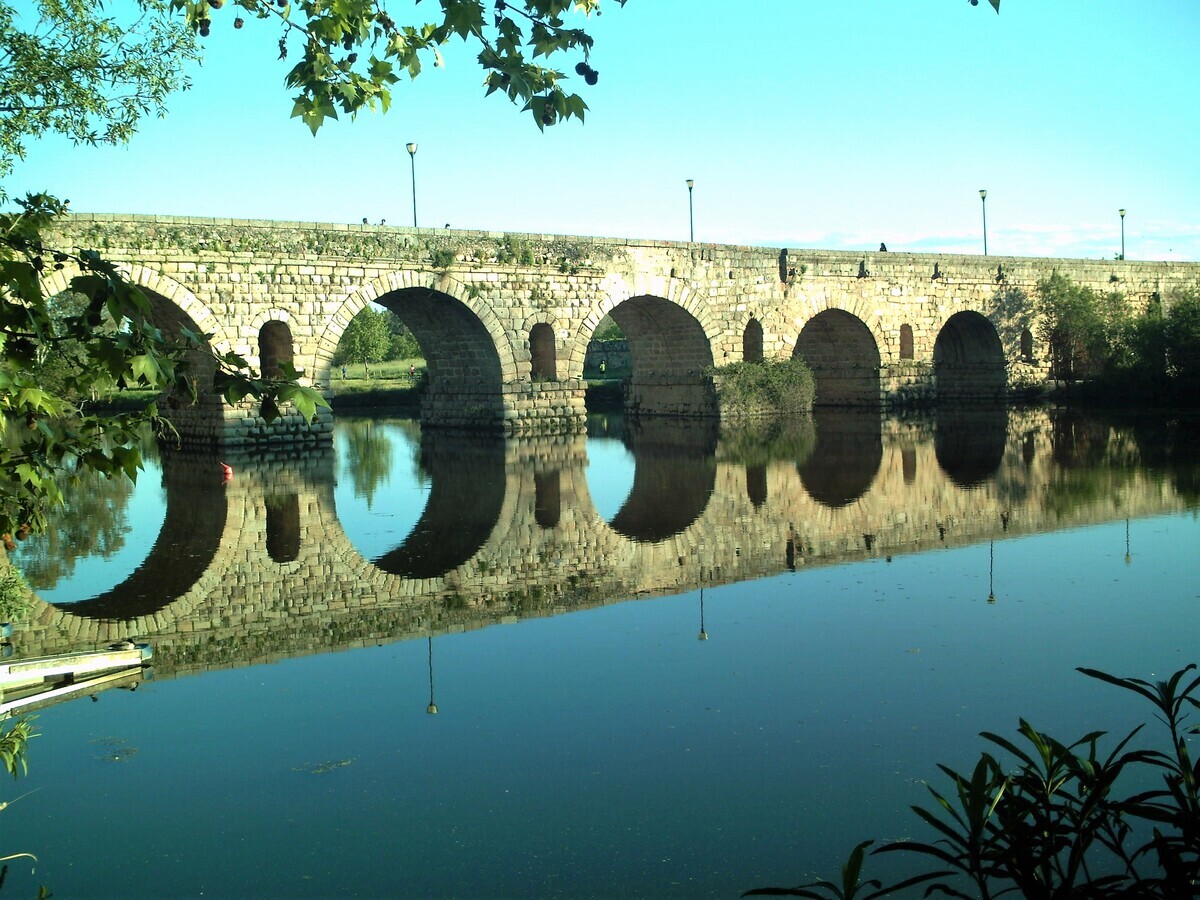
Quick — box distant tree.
[382,311,422,361]
[593,315,625,342]
[337,306,392,377]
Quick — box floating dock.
[1,642,153,719]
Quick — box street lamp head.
[406,142,418,156]
[979,189,987,200]
[1119,208,1126,218]
[686,179,694,190]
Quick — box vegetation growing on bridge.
[709,358,815,421]
[1036,273,1200,401]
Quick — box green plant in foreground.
[746,664,1200,898]
[1,717,39,879]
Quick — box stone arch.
[899,324,915,360]
[316,272,516,429]
[568,275,719,376]
[574,277,719,417]
[313,271,518,385]
[529,322,558,380]
[933,311,1006,401]
[793,309,882,406]
[743,317,764,362]
[40,263,235,354]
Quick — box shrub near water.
[710,358,815,420]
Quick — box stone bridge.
[8,409,1196,676]
[43,215,1200,442]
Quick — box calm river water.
[4,407,1200,898]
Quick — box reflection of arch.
[934,311,1006,401]
[746,465,767,508]
[899,324,915,360]
[743,318,764,362]
[535,471,561,529]
[608,418,718,542]
[259,320,295,379]
[935,407,1007,487]
[266,493,301,562]
[55,449,227,619]
[794,310,881,406]
[797,409,882,507]
[530,323,557,380]
[603,292,718,417]
[373,432,506,578]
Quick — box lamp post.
[979,189,988,256]
[686,178,695,242]
[406,142,418,228]
[1119,208,1126,260]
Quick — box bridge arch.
[576,277,719,417]
[793,309,882,406]
[40,263,236,354]
[318,271,518,429]
[933,311,1006,401]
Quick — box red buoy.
[220,461,233,483]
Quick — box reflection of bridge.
[44,216,1200,440]
[11,410,1198,673]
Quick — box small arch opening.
[1020,328,1034,363]
[259,320,294,379]
[743,318,764,362]
[530,323,557,380]
[899,324,915,360]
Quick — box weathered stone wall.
[42,215,1200,439]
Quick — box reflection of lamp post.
[1125,518,1132,565]
[1119,208,1127,260]
[686,179,695,242]
[426,636,438,714]
[406,142,419,228]
[987,541,996,604]
[698,586,708,641]
[979,189,989,256]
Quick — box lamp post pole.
[979,189,988,256]
[1119,208,1126,260]
[686,178,695,242]
[406,142,418,228]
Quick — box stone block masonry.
[43,215,1200,443]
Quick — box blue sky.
[5,0,1199,260]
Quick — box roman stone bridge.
[8,409,1196,676]
[42,215,1200,442]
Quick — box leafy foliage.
[170,0,628,133]
[710,358,815,421]
[747,663,1200,898]
[0,194,328,540]
[0,559,31,621]
[0,0,198,192]
[334,304,393,376]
